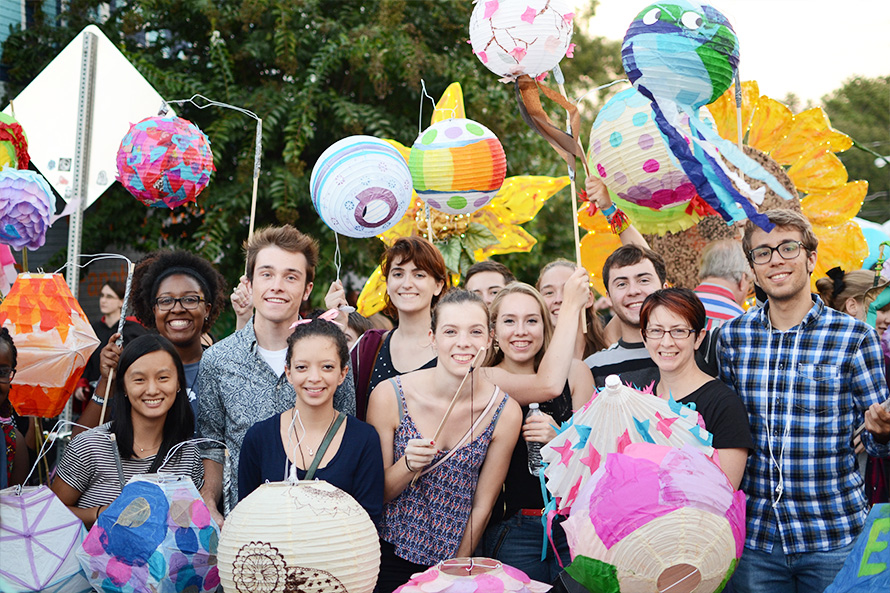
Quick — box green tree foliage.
[2,1,622,329]
[821,76,890,223]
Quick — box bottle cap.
[529,403,540,409]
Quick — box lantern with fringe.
[396,557,551,592]
[310,136,413,239]
[409,118,507,215]
[0,113,29,170]
[0,274,100,418]
[469,0,575,80]
[116,115,215,209]
[0,485,91,593]
[0,169,54,251]
[219,480,379,593]
[563,443,745,593]
[76,474,220,593]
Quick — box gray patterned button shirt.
[196,319,356,511]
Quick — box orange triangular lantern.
[0,274,100,417]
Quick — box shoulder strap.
[420,387,501,477]
[108,433,126,489]
[389,377,408,421]
[354,329,389,420]
[304,412,346,481]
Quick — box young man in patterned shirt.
[197,226,355,524]
[719,209,890,592]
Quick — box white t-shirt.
[257,345,288,377]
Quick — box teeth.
[512,341,531,348]
[454,354,473,361]
[143,399,162,404]
[168,320,190,328]
[267,298,287,303]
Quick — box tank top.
[379,376,508,566]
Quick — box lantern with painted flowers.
[469,0,575,80]
[409,118,507,216]
[0,273,100,418]
[310,136,413,239]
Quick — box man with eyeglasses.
[718,209,890,592]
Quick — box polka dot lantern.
[589,87,716,211]
[310,136,413,239]
[408,118,507,216]
[469,0,575,80]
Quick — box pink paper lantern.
[396,557,551,592]
[0,169,54,250]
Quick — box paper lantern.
[116,115,215,209]
[621,1,793,228]
[469,0,575,79]
[824,503,890,593]
[542,375,714,512]
[0,113,29,170]
[0,169,54,251]
[0,274,100,418]
[563,443,745,593]
[77,474,220,593]
[310,136,413,239]
[0,486,91,593]
[218,480,380,593]
[409,118,507,216]
[0,245,16,296]
[395,557,551,592]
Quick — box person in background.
[367,290,521,591]
[239,316,383,521]
[76,251,227,436]
[77,280,147,407]
[694,240,752,329]
[0,328,27,489]
[537,259,608,360]
[346,311,375,351]
[329,236,447,420]
[815,267,875,321]
[464,260,515,307]
[721,209,890,592]
[52,335,203,527]
[640,288,752,489]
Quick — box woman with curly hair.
[76,251,227,434]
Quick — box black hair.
[0,327,17,369]
[285,316,349,370]
[111,334,194,464]
[103,280,127,300]
[131,250,227,332]
[430,289,490,332]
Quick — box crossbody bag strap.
[108,434,126,489]
[304,412,346,481]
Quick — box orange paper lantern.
[0,274,100,417]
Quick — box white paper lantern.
[310,136,413,239]
[218,480,380,593]
[469,0,575,79]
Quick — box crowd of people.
[3,176,890,593]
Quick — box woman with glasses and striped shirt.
[640,287,753,489]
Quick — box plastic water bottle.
[526,403,545,476]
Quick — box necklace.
[134,440,160,453]
[292,409,338,458]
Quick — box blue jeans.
[730,537,854,593]
[483,513,571,583]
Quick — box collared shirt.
[718,295,890,554]
[694,281,744,330]
[196,319,356,511]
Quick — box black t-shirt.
[671,379,754,451]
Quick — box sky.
[586,0,890,104]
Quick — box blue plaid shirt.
[718,295,890,554]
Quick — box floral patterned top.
[379,376,508,566]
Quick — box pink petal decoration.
[475,573,505,591]
[520,6,537,24]
[484,0,499,19]
[552,438,574,466]
[563,12,575,23]
[478,50,489,64]
[534,72,549,82]
[615,429,631,453]
[566,43,576,58]
[508,47,527,61]
[728,490,747,559]
[579,443,601,473]
[655,411,678,438]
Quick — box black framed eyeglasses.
[748,241,804,265]
[0,367,16,382]
[153,296,205,311]
[643,328,696,340]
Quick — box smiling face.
[386,258,444,315]
[538,265,573,325]
[0,343,13,407]
[748,226,816,305]
[99,284,123,316]
[250,246,313,325]
[495,293,545,367]
[125,350,180,423]
[607,259,663,328]
[154,274,207,349]
[431,301,491,376]
[285,335,348,410]
[876,307,890,338]
[465,271,508,307]
[642,305,705,375]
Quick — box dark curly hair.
[0,327,17,369]
[285,316,349,370]
[131,250,227,332]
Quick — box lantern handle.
[19,419,92,490]
[158,438,227,473]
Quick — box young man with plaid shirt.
[719,209,890,592]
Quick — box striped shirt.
[694,281,744,330]
[55,423,204,509]
[718,296,890,554]
[584,339,659,390]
